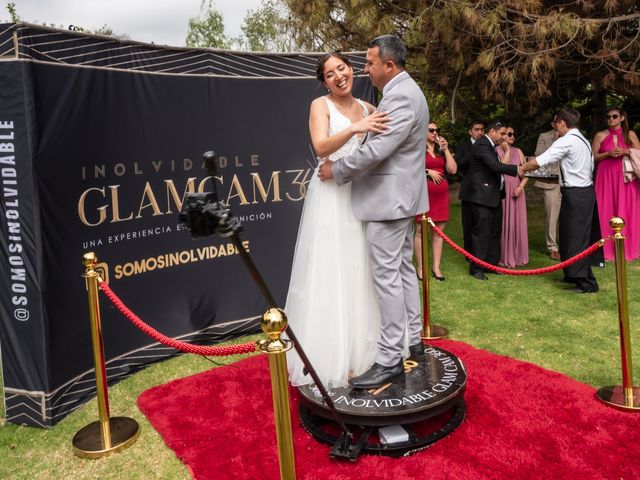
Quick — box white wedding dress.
[285,97,380,388]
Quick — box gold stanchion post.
[72,252,140,458]
[596,217,640,411]
[257,308,297,479]
[420,215,448,340]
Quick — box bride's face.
[322,56,353,97]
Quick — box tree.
[185,0,231,49]
[5,2,19,22]
[283,0,640,129]
[237,0,296,52]
[4,2,127,38]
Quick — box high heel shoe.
[431,270,445,282]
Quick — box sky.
[6,0,264,47]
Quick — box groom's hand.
[318,159,334,181]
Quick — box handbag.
[622,148,640,183]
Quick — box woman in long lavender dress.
[497,126,529,267]
[592,108,640,261]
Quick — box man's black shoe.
[409,342,425,361]
[471,271,488,280]
[573,287,598,294]
[348,361,405,389]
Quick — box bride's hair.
[315,52,353,83]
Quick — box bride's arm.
[309,98,389,158]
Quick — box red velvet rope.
[98,280,257,356]
[428,219,607,276]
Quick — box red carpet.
[137,340,640,479]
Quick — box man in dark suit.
[459,120,521,280]
[455,120,485,255]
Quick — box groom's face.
[365,47,387,90]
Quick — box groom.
[318,35,429,389]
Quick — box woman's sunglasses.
[606,114,620,120]
[428,128,440,133]
[506,132,515,137]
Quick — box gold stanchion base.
[72,417,140,459]
[596,386,640,412]
[421,325,449,340]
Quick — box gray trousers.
[366,217,422,367]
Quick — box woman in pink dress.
[496,126,529,267]
[413,122,457,281]
[593,108,640,261]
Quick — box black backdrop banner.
[0,23,374,427]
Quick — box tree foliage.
[4,2,127,38]
[185,0,231,49]
[5,2,19,22]
[237,0,296,52]
[283,0,640,122]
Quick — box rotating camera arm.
[179,151,359,459]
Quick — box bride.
[285,52,390,388]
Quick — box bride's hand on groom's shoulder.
[318,159,334,181]
[351,111,391,135]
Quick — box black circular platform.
[298,345,467,457]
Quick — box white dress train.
[285,97,380,388]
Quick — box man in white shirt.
[520,107,599,293]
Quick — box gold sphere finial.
[610,217,625,234]
[83,252,98,268]
[260,307,288,341]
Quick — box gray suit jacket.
[331,73,429,221]
[534,129,560,189]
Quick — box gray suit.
[332,72,429,367]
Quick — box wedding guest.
[592,107,640,261]
[534,117,561,260]
[521,107,599,293]
[456,120,485,255]
[497,126,528,267]
[459,120,520,280]
[414,122,457,281]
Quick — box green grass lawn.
[1,188,639,479]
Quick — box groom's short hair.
[369,35,406,68]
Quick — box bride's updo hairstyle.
[315,52,353,83]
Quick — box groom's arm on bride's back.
[331,93,415,186]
